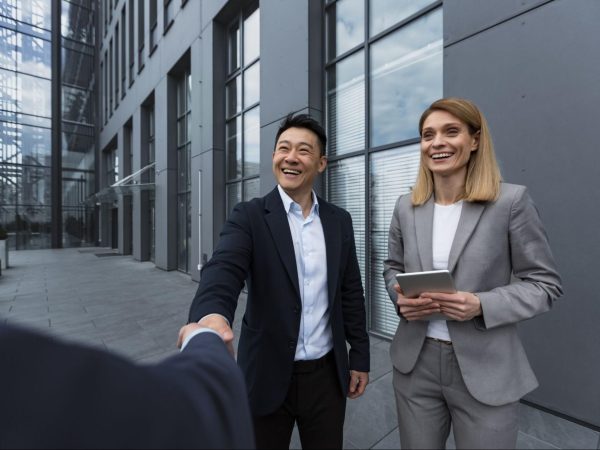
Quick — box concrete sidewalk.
[1,249,597,449]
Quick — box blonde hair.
[411,97,502,205]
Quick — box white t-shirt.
[427,201,463,342]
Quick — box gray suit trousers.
[393,339,519,449]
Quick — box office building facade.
[0,0,96,249]
[2,0,599,431]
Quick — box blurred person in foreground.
[0,319,254,449]
[189,113,370,449]
[383,97,562,449]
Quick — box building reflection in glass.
[0,0,53,249]
[0,0,96,249]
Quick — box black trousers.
[253,351,346,449]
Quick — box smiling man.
[188,113,370,449]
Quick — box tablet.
[395,270,456,321]
[395,270,456,298]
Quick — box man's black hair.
[274,113,327,156]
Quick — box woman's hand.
[395,285,442,321]
[420,291,482,321]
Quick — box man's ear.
[318,155,328,173]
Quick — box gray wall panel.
[444,0,600,426]
[259,0,324,195]
[444,0,549,44]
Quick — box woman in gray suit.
[383,97,562,449]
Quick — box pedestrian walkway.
[1,249,598,449]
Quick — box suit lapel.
[447,201,486,273]
[318,199,340,307]
[414,197,434,271]
[264,188,301,301]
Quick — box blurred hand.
[347,370,369,399]
[395,284,441,321]
[420,291,482,322]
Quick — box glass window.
[61,47,94,88]
[243,178,259,201]
[369,146,420,334]
[19,0,52,32]
[20,123,51,166]
[327,50,365,157]
[226,182,241,216]
[225,7,260,213]
[138,0,145,70]
[243,106,260,177]
[226,75,241,118]
[0,68,18,114]
[226,116,242,180]
[243,8,259,65]
[164,0,176,31]
[327,0,364,60]
[121,6,126,97]
[0,27,17,71]
[325,3,442,337]
[18,32,51,79]
[370,0,433,36]
[176,71,191,272]
[62,85,94,125]
[62,128,94,171]
[61,1,94,45]
[18,72,51,117]
[370,8,442,147]
[128,0,134,84]
[327,156,366,281]
[149,0,158,51]
[227,22,240,74]
[243,61,259,108]
[114,23,119,105]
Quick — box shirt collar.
[277,185,320,215]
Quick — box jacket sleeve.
[477,187,563,329]
[154,332,255,449]
[188,202,253,324]
[340,211,370,372]
[383,195,406,304]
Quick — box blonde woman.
[383,98,562,449]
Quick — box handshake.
[177,314,235,356]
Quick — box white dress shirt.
[277,185,333,361]
[427,201,463,342]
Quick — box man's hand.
[420,291,482,321]
[347,370,369,399]
[177,314,235,356]
[395,284,441,321]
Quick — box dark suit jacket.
[0,323,254,449]
[189,187,370,416]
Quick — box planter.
[0,239,7,270]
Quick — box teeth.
[283,169,300,175]
[432,153,452,159]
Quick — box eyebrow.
[422,122,464,131]
[277,140,314,149]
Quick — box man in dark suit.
[0,320,254,449]
[189,113,370,449]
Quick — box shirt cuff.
[180,328,222,351]
[199,313,231,327]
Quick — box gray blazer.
[383,183,562,406]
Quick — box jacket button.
[288,340,296,349]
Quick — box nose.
[432,133,445,147]
[284,148,299,163]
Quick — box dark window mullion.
[363,0,372,330]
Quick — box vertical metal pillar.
[51,0,62,248]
